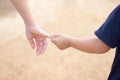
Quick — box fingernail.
[32,46,34,49]
[31,44,35,49]
[51,39,54,42]
[36,52,41,56]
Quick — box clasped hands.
[26,25,70,56]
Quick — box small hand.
[26,25,50,56]
[51,34,71,50]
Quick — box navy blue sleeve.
[95,5,120,48]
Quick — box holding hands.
[28,27,110,56]
[11,0,110,56]
[51,34,71,50]
[26,25,71,55]
[10,0,71,56]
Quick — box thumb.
[51,37,58,45]
[51,37,55,43]
[46,33,52,39]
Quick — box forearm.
[69,37,110,54]
[10,0,36,27]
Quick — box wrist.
[23,15,37,28]
[25,24,40,31]
[25,24,38,28]
[24,19,37,28]
[66,36,73,48]
[68,36,76,48]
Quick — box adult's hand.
[10,0,51,55]
[26,25,50,56]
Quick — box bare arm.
[51,34,110,54]
[69,37,110,53]
[10,0,50,55]
[10,0,36,26]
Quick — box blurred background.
[0,0,120,80]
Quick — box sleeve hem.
[94,31,115,48]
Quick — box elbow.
[98,49,110,54]
[95,47,111,54]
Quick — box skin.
[51,34,111,54]
[10,0,110,55]
[10,0,50,55]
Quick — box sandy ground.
[0,0,120,80]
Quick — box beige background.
[0,0,120,80]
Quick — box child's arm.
[51,34,110,54]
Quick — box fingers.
[50,33,60,43]
[37,27,51,39]
[35,39,47,56]
[36,39,42,56]
[26,26,50,56]
[40,40,47,54]
[45,33,51,38]
[51,33,60,38]
[28,39,35,49]
[36,39,43,56]
[51,38,57,44]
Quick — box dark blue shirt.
[95,5,120,80]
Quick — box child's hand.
[51,34,71,50]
